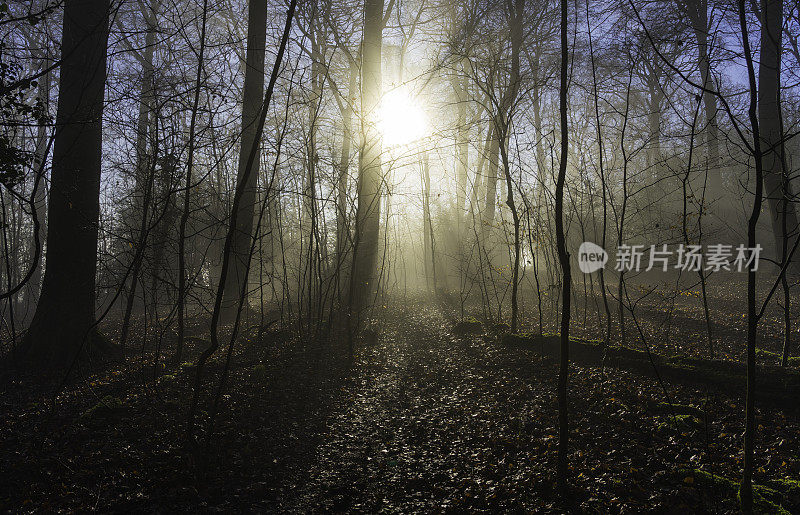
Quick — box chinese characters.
[612,244,762,272]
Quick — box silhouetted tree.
[24,0,111,368]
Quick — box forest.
[1,0,800,511]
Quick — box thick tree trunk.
[758,0,798,270]
[350,0,384,318]
[221,0,268,320]
[24,0,110,367]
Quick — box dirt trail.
[281,305,800,512]
[287,307,555,512]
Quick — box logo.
[578,241,608,273]
[575,242,762,274]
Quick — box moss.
[666,355,747,383]
[80,395,125,421]
[577,337,605,347]
[508,332,546,340]
[766,477,800,510]
[767,477,800,495]
[159,374,176,383]
[757,347,782,365]
[502,333,799,410]
[678,468,791,514]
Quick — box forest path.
[286,305,557,512]
[280,302,800,513]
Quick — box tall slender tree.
[496,0,524,332]
[221,0,268,321]
[555,0,571,494]
[176,0,209,363]
[350,0,385,319]
[118,0,161,352]
[738,0,763,509]
[336,58,358,303]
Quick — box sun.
[377,87,427,147]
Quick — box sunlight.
[377,87,427,147]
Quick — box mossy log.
[503,333,800,412]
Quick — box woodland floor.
[2,300,800,513]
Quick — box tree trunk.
[119,0,160,351]
[28,66,50,314]
[24,0,110,367]
[422,151,436,292]
[586,3,611,345]
[647,79,662,176]
[186,0,296,437]
[454,67,468,232]
[497,0,524,333]
[758,0,798,270]
[483,121,501,229]
[685,0,724,206]
[221,0,268,321]
[555,0,571,493]
[132,0,159,198]
[531,50,547,211]
[302,12,323,326]
[336,59,358,303]
[350,0,385,318]
[739,0,763,509]
[176,0,209,363]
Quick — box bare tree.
[555,0,571,493]
[349,0,385,322]
[221,0,268,321]
[23,0,111,368]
